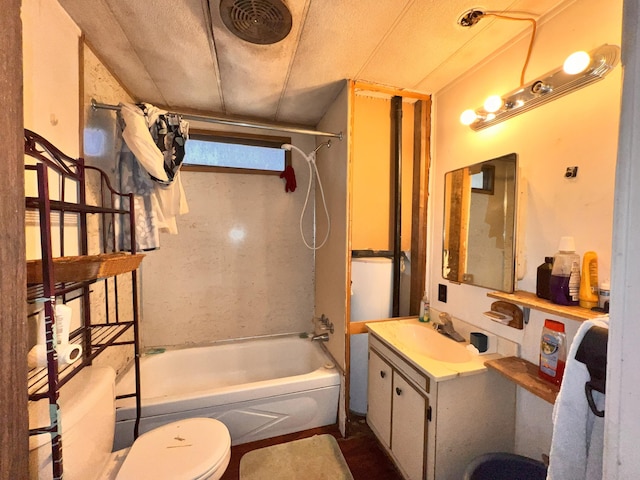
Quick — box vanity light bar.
[463,44,620,131]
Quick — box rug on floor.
[239,434,354,480]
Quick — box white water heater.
[350,257,393,415]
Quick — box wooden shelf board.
[487,290,606,322]
[27,252,144,285]
[485,356,559,404]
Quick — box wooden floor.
[220,415,404,480]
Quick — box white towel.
[118,102,189,239]
[547,317,609,480]
[119,103,169,182]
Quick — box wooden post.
[0,1,28,478]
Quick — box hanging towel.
[117,103,189,250]
[547,317,609,480]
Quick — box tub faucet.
[315,314,334,334]
[311,333,329,342]
[433,312,465,342]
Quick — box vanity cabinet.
[368,347,428,480]
[367,348,392,447]
[368,332,515,480]
[368,339,429,480]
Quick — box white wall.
[23,0,81,261]
[22,0,79,155]
[432,0,622,460]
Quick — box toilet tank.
[29,366,117,480]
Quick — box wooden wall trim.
[0,1,28,478]
[410,99,431,314]
[353,80,431,101]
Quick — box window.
[183,130,291,174]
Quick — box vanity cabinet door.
[392,373,427,480]
[367,349,392,447]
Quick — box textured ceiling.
[59,0,572,127]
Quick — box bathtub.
[113,334,340,449]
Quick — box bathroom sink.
[391,323,475,363]
[366,318,491,380]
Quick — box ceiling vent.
[220,0,292,45]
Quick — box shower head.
[313,140,331,154]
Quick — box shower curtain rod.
[91,99,343,140]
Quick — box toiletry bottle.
[550,236,580,306]
[539,319,566,386]
[579,251,599,309]
[536,256,554,300]
[419,292,430,323]
[599,280,610,310]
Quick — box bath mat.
[239,434,354,480]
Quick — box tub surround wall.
[315,81,351,372]
[432,0,622,461]
[83,43,137,375]
[140,126,316,347]
[314,81,351,436]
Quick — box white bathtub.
[113,334,340,449]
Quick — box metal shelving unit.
[24,129,142,480]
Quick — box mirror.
[442,153,517,292]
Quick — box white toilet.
[28,366,231,480]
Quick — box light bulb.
[460,109,477,126]
[563,51,591,74]
[483,95,503,113]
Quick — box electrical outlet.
[438,284,448,303]
[565,166,578,178]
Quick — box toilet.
[28,366,231,480]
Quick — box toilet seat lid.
[116,418,231,480]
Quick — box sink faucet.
[433,312,465,342]
[311,333,329,342]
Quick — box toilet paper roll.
[27,343,83,369]
[58,343,82,365]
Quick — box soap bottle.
[579,251,599,309]
[539,319,566,386]
[536,257,554,300]
[550,237,580,306]
[419,292,430,323]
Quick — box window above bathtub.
[183,130,291,175]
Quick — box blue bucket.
[463,452,547,480]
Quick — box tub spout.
[311,333,329,342]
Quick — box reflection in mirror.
[442,153,517,292]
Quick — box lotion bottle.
[579,251,599,309]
